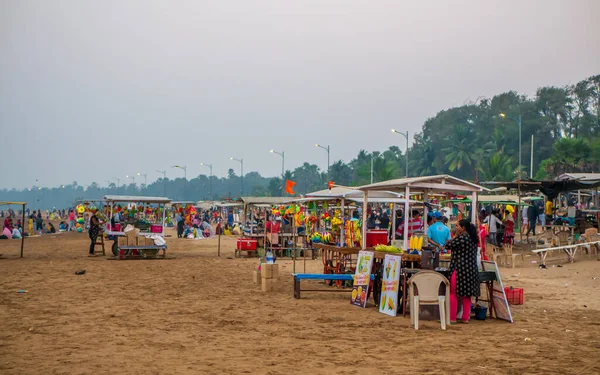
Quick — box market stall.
[235,197,291,257]
[103,195,171,259]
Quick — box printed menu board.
[351,251,374,308]
[379,254,402,316]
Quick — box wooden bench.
[293,273,375,299]
[117,245,167,259]
[531,240,600,265]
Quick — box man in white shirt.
[522,205,529,234]
[484,211,502,245]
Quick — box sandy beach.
[1,230,599,375]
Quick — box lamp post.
[157,170,167,196]
[230,157,244,196]
[315,144,330,179]
[270,149,285,195]
[499,113,523,179]
[200,163,213,199]
[391,129,409,178]
[126,175,136,189]
[172,165,187,200]
[113,177,120,194]
[137,172,147,189]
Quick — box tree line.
[1,74,598,209]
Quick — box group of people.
[175,212,214,239]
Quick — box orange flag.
[285,180,296,195]
[328,181,335,190]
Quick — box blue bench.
[292,273,375,299]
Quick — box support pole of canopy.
[392,203,397,243]
[20,203,25,258]
[423,189,430,235]
[362,191,368,249]
[340,198,345,247]
[471,191,478,224]
[403,185,410,250]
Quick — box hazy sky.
[1,0,599,189]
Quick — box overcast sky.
[1,0,599,189]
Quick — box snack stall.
[236,197,291,257]
[103,195,171,258]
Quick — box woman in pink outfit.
[445,219,480,324]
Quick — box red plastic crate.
[504,287,524,305]
[237,239,257,251]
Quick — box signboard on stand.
[379,254,402,316]
[351,251,374,308]
[482,260,513,323]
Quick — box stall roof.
[241,197,292,205]
[170,201,196,205]
[103,195,171,204]
[557,173,600,181]
[358,175,486,193]
[305,186,405,200]
[216,202,243,207]
[0,201,27,205]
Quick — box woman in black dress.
[445,219,480,323]
[88,213,101,257]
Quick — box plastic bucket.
[474,306,487,320]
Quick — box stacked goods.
[261,263,279,292]
[374,244,403,253]
[409,236,424,250]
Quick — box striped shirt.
[395,218,423,238]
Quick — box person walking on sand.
[88,212,101,257]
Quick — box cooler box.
[150,224,163,233]
[366,230,389,248]
[237,239,257,251]
[504,287,524,305]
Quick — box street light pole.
[172,165,187,200]
[270,150,285,195]
[200,163,213,199]
[126,175,136,189]
[230,157,244,196]
[157,170,167,196]
[113,178,120,194]
[137,173,147,189]
[499,113,523,179]
[391,129,409,177]
[315,144,330,180]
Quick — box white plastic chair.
[408,271,450,330]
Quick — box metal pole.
[327,146,330,180]
[241,159,244,196]
[370,155,374,184]
[281,152,285,195]
[209,165,213,199]
[518,115,522,180]
[531,134,534,179]
[20,203,25,258]
[405,132,409,178]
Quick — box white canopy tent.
[358,175,487,250]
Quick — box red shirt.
[265,221,280,233]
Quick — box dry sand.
[1,229,600,375]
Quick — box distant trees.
[2,74,599,209]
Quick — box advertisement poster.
[379,254,402,316]
[351,251,374,308]
[481,260,514,323]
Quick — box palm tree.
[442,124,477,177]
[482,151,515,182]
